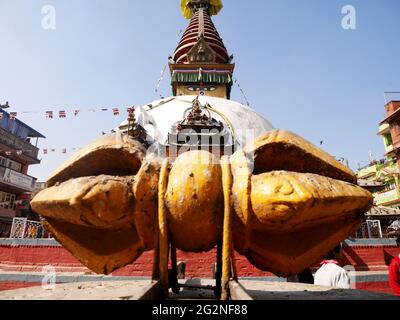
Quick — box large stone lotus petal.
[46,133,146,187]
[42,218,144,275]
[245,129,357,183]
[231,130,373,277]
[31,133,159,275]
[31,176,136,229]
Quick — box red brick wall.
[1,244,398,276]
[0,281,40,291]
[0,244,81,267]
[0,245,273,278]
[1,243,398,295]
[355,282,393,295]
[342,245,398,271]
[113,249,274,278]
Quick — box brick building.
[0,107,45,237]
[357,96,400,238]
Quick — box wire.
[234,78,251,107]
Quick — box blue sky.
[0,0,399,181]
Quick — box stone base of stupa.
[0,279,398,300]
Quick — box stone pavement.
[0,278,398,300]
[0,280,157,300]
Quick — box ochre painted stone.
[31,176,136,229]
[166,151,223,252]
[31,134,159,275]
[46,133,146,187]
[230,131,373,277]
[246,130,357,184]
[250,171,372,231]
[31,130,373,278]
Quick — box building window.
[384,134,393,147]
[0,191,16,210]
[0,156,22,172]
[0,156,7,167]
[9,160,22,172]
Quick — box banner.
[1,168,35,191]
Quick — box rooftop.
[0,108,45,139]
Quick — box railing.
[0,127,39,160]
[358,164,378,177]
[374,188,399,205]
[9,217,50,239]
[0,165,36,192]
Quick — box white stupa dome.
[117,95,274,148]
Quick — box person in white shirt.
[314,244,350,289]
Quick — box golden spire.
[180,0,223,19]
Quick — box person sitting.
[314,244,350,289]
[389,238,400,296]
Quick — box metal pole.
[215,241,222,299]
[152,222,160,281]
[170,244,180,294]
[221,156,233,300]
[158,158,170,298]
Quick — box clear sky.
[1,0,399,181]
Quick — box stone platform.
[0,280,159,300]
[0,279,398,300]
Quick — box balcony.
[0,165,36,192]
[378,123,390,135]
[385,144,394,155]
[374,189,399,206]
[357,164,378,179]
[0,127,40,163]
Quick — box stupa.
[30,0,373,300]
